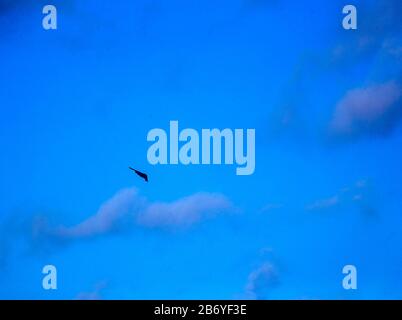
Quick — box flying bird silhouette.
[129,167,148,182]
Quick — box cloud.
[306,196,339,211]
[48,188,235,240]
[331,0,402,65]
[75,281,107,300]
[265,1,402,144]
[30,188,235,254]
[56,188,143,239]
[245,263,279,300]
[330,81,402,139]
[306,179,377,216]
[137,193,234,229]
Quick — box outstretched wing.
[129,167,148,182]
[135,170,148,182]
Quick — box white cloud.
[53,188,235,239]
[56,188,143,238]
[137,193,234,229]
[306,196,339,211]
[305,179,376,216]
[245,263,279,300]
[331,82,402,138]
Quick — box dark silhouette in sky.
[129,167,148,182]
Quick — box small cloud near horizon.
[245,262,279,300]
[75,281,108,300]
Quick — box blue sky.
[0,0,402,299]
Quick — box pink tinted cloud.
[331,81,402,137]
[137,193,234,229]
[53,189,234,239]
[245,263,279,300]
[56,188,143,239]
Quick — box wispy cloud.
[306,179,377,216]
[56,188,143,239]
[1,189,235,267]
[75,281,108,300]
[306,196,339,211]
[266,1,402,144]
[245,262,279,300]
[137,193,234,229]
[47,188,235,240]
[330,81,402,139]
[331,0,402,65]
